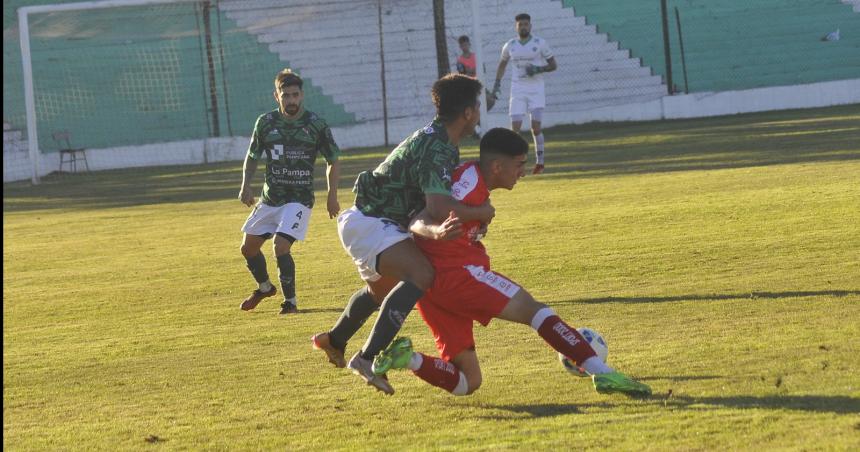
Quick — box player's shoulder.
[254,109,280,131]
[454,160,480,177]
[416,122,452,147]
[257,109,279,123]
[304,110,329,128]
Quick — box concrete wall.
[6,78,859,183]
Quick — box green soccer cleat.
[372,337,414,375]
[592,371,652,397]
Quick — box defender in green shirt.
[238,69,341,315]
[312,74,496,394]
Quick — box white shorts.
[509,86,546,117]
[337,206,411,282]
[241,202,312,241]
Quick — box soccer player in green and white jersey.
[238,69,341,315]
[312,74,496,394]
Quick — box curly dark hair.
[431,73,483,122]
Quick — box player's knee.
[273,234,294,256]
[531,126,541,136]
[240,243,258,258]
[465,374,482,394]
[273,243,291,257]
[404,260,435,291]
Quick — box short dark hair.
[458,35,470,44]
[515,13,531,22]
[479,128,528,161]
[275,68,303,90]
[431,73,483,122]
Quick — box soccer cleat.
[372,336,413,375]
[532,164,545,175]
[240,286,277,311]
[311,332,346,368]
[348,352,394,395]
[279,298,298,315]
[592,371,652,397]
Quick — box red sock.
[412,353,462,393]
[536,314,596,366]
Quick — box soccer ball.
[559,327,609,377]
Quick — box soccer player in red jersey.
[372,127,652,397]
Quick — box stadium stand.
[220,0,667,123]
[564,0,860,93]
[3,0,858,182]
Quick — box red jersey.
[415,160,489,268]
[456,53,476,77]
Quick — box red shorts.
[417,264,521,361]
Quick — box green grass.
[4,104,860,450]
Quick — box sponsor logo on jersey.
[271,168,311,177]
[439,166,452,184]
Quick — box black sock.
[245,252,269,284]
[329,287,378,351]
[360,281,424,360]
[277,253,296,300]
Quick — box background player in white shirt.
[492,13,557,175]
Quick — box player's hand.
[479,200,495,224]
[525,64,542,76]
[327,192,340,219]
[472,222,489,241]
[239,186,255,207]
[433,211,464,241]
[492,79,502,100]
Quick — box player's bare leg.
[376,338,477,396]
[359,239,434,360]
[240,233,277,311]
[312,276,396,368]
[530,117,545,174]
[497,289,651,397]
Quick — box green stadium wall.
[562,0,860,92]
[3,0,353,153]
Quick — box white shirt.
[500,35,554,89]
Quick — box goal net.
[10,0,667,183]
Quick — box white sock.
[534,133,545,165]
[407,352,423,371]
[259,280,273,292]
[451,372,469,396]
[529,307,556,330]
[581,356,614,375]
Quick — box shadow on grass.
[636,375,722,382]
[4,105,859,213]
[476,403,585,419]
[478,394,860,419]
[553,290,860,305]
[665,394,860,414]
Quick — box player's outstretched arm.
[493,58,508,99]
[239,154,258,207]
[325,160,341,218]
[425,193,495,225]
[409,210,463,241]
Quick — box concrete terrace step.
[220,0,666,124]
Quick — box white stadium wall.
[4,0,860,183]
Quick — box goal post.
[18,0,200,184]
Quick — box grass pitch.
[4,105,860,450]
